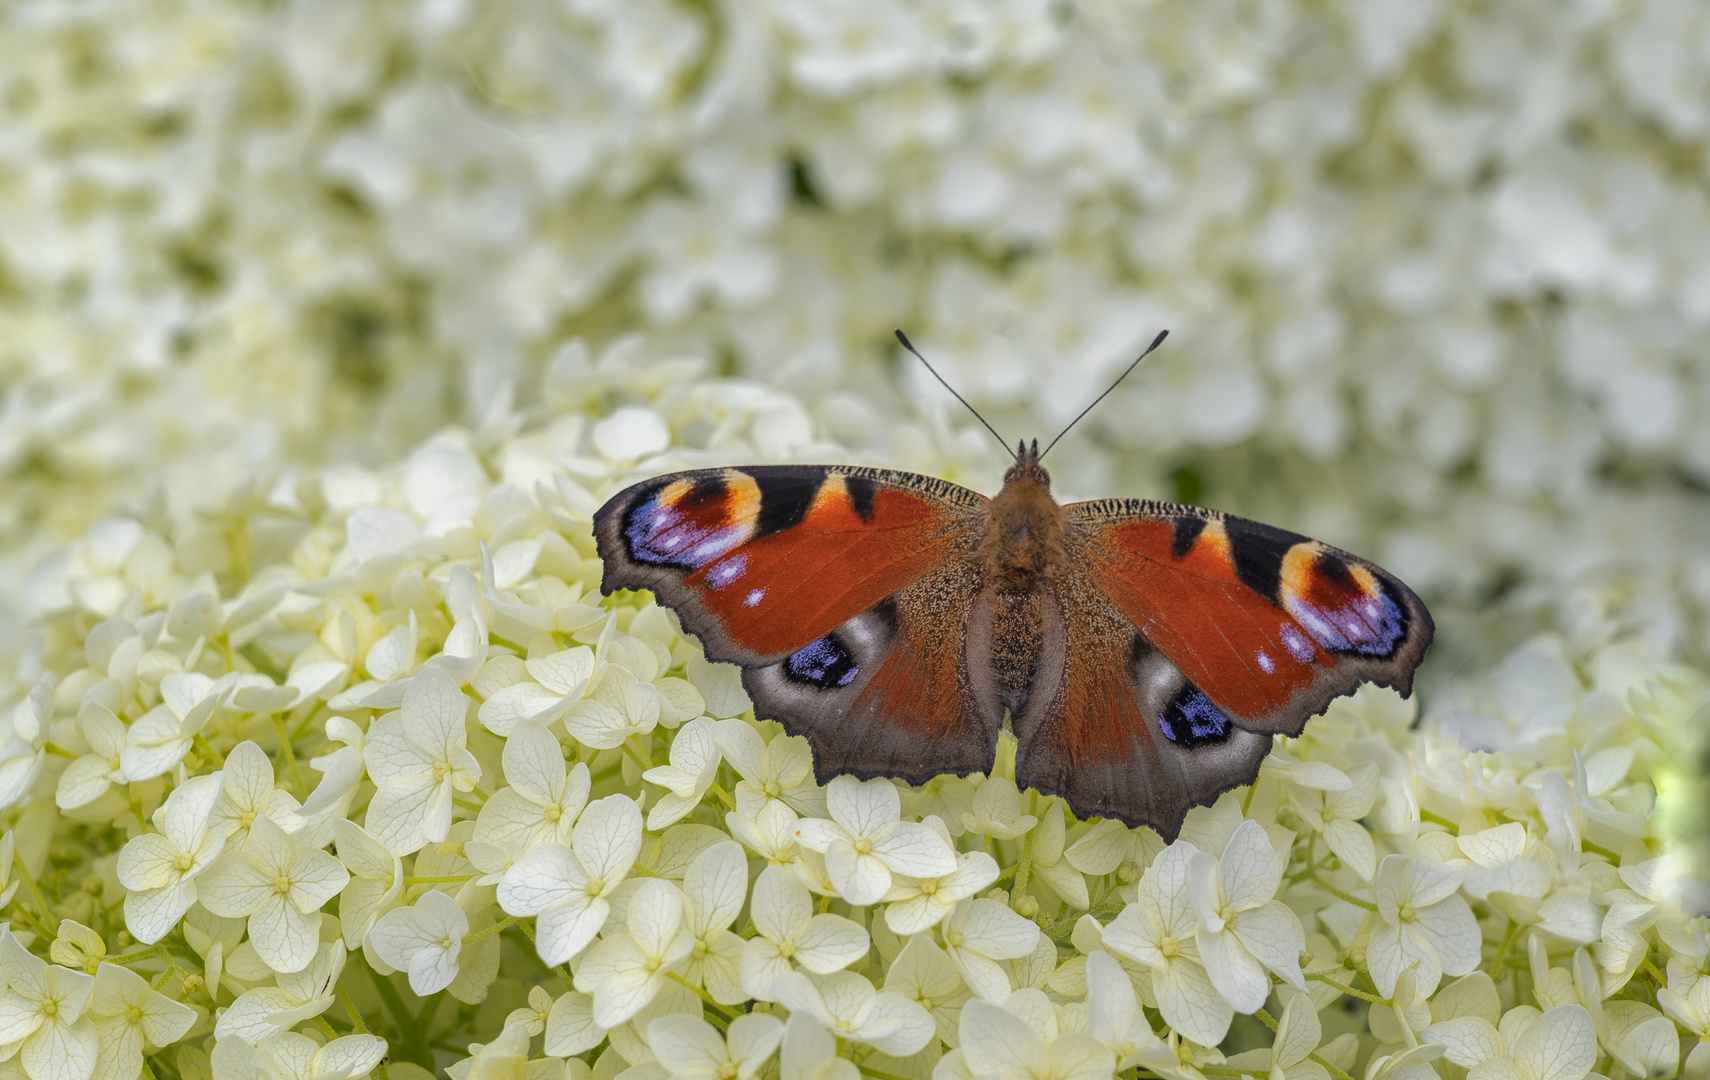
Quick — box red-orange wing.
[594,466,986,666]
[1065,499,1434,736]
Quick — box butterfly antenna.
[1038,329,1170,461]
[894,330,1017,462]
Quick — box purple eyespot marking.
[706,556,748,587]
[625,490,748,570]
[1159,687,1230,747]
[744,588,766,608]
[1256,650,1275,674]
[1287,591,1403,656]
[1280,624,1316,664]
[783,636,858,689]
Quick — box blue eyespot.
[1160,686,1230,747]
[783,636,859,689]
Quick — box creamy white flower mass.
[0,4,1706,1080]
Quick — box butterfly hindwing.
[1065,499,1434,737]
[743,557,1005,784]
[594,465,986,666]
[1009,570,1272,839]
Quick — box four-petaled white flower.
[644,716,721,829]
[198,815,350,974]
[679,840,749,1005]
[884,847,1000,936]
[363,667,483,856]
[573,877,695,1027]
[563,666,661,749]
[1369,853,1482,998]
[0,931,99,1080]
[55,704,127,812]
[89,962,196,1080]
[117,772,228,944]
[716,720,827,818]
[497,794,645,965]
[648,1012,785,1080]
[1464,1005,1597,1080]
[772,970,937,1058]
[214,941,346,1043]
[952,995,1113,1080]
[794,776,959,906]
[211,1030,388,1080]
[1103,840,1232,1047]
[367,888,470,996]
[473,718,589,851]
[742,866,870,1002]
[938,898,1042,1002]
[1286,761,1380,880]
[1187,819,1307,1014]
[209,740,302,843]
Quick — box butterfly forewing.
[594,465,985,665]
[1066,498,1434,737]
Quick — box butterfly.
[593,331,1433,839]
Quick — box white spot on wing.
[744,588,766,607]
[1256,650,1275,674]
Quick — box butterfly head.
[1003,438,1051,490]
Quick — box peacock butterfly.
[593,331,1433,840]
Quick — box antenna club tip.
[893,329,913,349]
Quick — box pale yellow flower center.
[777,941,796,959]
[852,838,872,855]
[275,874,294,894]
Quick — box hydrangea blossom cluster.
[4,0,1710,668]
[0,384,1704,1080]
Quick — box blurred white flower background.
[0,2,1708,1080]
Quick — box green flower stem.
[403,874,479,884]
[707,781,737,811]
[453,797,484,812]
[43,743,77,759]
[193,735,225,768]
[514,919,576,991]
[13,850,55,933]
[1488,919,1522,980]
[141,1061,159,1080]
[666,972,738,1023]
[1256,1007,1359,1080]
[1309,873,1377,911]
[108,944,169,966]
[273,713,307,796]
[1419,809,1457,830]
[1012,793,1037,903]
[1306,972,1387,1004]
[462,916,520,945]
[313,1016,339,1040]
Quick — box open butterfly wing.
[596,466,1006,779]
[1010,500,1432,837]
[1010,570,1273,839]
[1064,499,1433,737]
[595,466,985,666]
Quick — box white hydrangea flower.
[742,866,870,1002]
[54,705,127,812]
[644,717,721,830]
[1463,1006,1597,1080]
[938,898,1042,1002]
[197,815,350,974]
[951,996,1112,1080]
[678,841,748,1006]
[366,889,469,996]
[715,720,827,818]
[794,777,959,906]
[771,970,936,1058]
[363,667,483,855]
[211,1031,388,1080]
[1188,819,1307,1013]
[1103,841,1232,1048]
[473,718,589,850]
[648,1013,784,1080]
[117,772,227,943]
[213,942,346,1043]
[573,877,694,1027]
[1369,852,1482,998]
[331,820,403,950]
[498,794,645,965]
[89,963,197,1080]
[0,932,98,1080]
[1287,761,1380,881]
